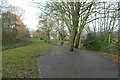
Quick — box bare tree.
[118,1,120,54]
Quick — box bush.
[83,33,101,51]
[2,40,31,50]
[100,43,112,53]
[83,33,113,53]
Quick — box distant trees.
[32,14,54,42]
[52,11,67,45]
[2,11,30,46]
[39,14,54,42]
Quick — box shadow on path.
[37,45,118,78]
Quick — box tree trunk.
[79,33,83,48]
[69,19,79,51]
[46,29,50,43]
[47,32,50,43]
[74,24,83,48]
[74,32,80,48]
[69,35,74,51]
[69,29,77,51]
[74,31,82,48]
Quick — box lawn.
[2,39,54,78]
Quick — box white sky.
[7,0,47,31]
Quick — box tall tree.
[118,1,120,54]
[74,2,93,48]
[50,1,94,51]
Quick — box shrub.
[83,33,101,51]
[83,33,113,53]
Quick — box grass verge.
[83,45,119,64]
[96,52,119,63]
[2,39,53,78]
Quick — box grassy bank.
[2,40,31,51]
[2,39,53,78]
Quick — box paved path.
[37,45,118,78]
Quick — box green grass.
[50,39,69,45]
[64,40,69,45]
[2,39,53,78]
[56,40,69,45]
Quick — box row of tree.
[32,0,119,52]
[1,3,30,48]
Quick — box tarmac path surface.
[37,45,118,78]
